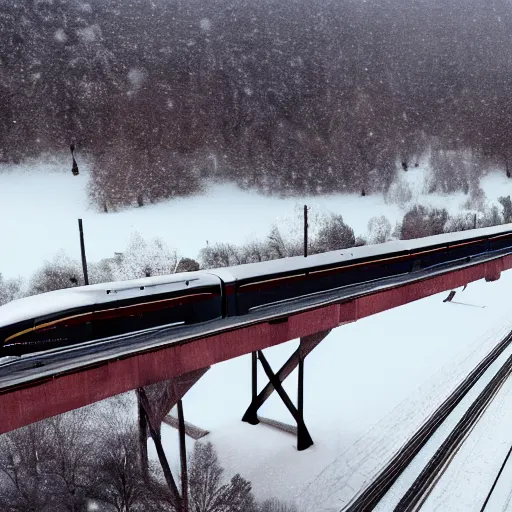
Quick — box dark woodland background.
[2,0,512,209]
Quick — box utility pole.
[304,205,308,258]
[71,144,79,176]
[78,219,89,285]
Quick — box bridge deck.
[0,253,510,435]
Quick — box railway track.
[342,329,512,512]
[480,445,512,511]
[395,353,512,512]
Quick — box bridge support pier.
[242,330,330,451]
[138,388,183,509]
[137,366,209,512]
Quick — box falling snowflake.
[77,25,101,43]
[54,29,67,43]
[127,68,147,91]
[200,18,212,32]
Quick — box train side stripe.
[4,292,215,344]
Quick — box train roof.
[208,223,512,282]
[0,272,220,328]
[1,223,511,328]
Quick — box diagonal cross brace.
[242,330,330,425]
[257,350,314,451]
[242,330,330,451]
[137,367,209,512]
[143,367,210,429]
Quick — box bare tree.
[88,399,163,512]
[91,430,157,512]
[189,442,256,512]
[0,422,57,512]
[258,498,299,512]
[43,412,97,512]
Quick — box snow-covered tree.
[189,442,256,512]
[311,214,355,253]
[367,216,392,245]
[110,232,180,281]
[0,273,23,305]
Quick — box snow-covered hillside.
[0,156,511,280]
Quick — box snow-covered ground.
[374,329,512,511]
[148,273,512,510]
[0,157,401,279]
[417,370,512,512]
[1,155,511,280]
[3,157,512,509]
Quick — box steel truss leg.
[137,393,150,482]
[242,330,330,451]
[136,369,208,512]
[138,388,183,510]
[177,400,188,512]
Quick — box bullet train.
[1,224,512,356]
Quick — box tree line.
[1,0,512,208]
[2,195,511,305]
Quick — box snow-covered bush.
[400,205,448,240]
[199,242,242,269]
[479,205,503,227]
[28,252,84,295]
[354,235,367,247]
[498,196,512,224]
[110,232,180,280]
[237,240,274,264]
[367,215,392,245]
[0,273,23,305]
[176,257,200,273]
[310,214,355,253]
[385,180,413,208]
[463,183,486,211]
[444,213,475,233]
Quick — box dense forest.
[1,0,512,208]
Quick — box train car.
[0,272,223,355]
[2,224,512,356]
[208,224,512,316]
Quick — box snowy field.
[0,155,511,280]
[3,158,512,508]
[374,327,512,511]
